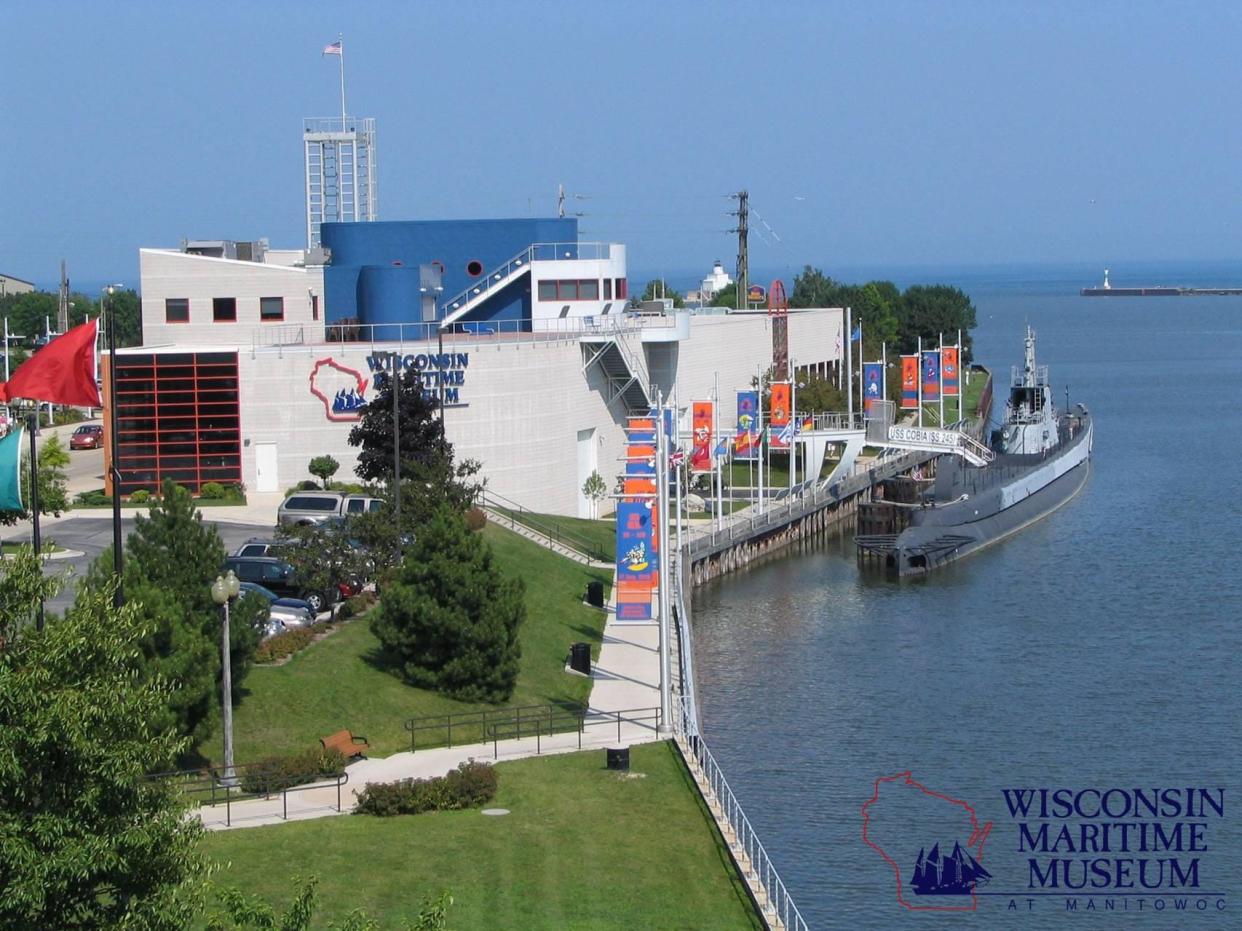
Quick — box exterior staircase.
[440,246,535,324]
[580,323,651,413]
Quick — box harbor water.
[692,262,1241,928]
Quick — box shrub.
[199,482,226,499]
[74,489,110,506]
[353,760,497,817]
[464,507,487,531]
[129,489,151,503]
[255,622,331,664]
[223,483,246,502]
[240,746,347,795]
[345,590,377,616]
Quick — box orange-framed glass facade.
[106,352,242,495]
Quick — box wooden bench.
[320,729,369,759]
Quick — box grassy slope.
[490,508,616,562]
[202,742,761,931]
[226,523,612,763]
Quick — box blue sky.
[4,0,1241,289]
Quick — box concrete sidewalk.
[198,586,662,830]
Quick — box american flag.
[323,41,342,56]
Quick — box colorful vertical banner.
[0,426,24,511]
[615,498,656,621]
[690,401,713,473]
[942,347,959,397]
[922,350,941,402]
[769,382,791,449]
[901,356,919,410]
[734,390,759,460]
[863,362,884,413]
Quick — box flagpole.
[845,307,853,423]
[882,341,888,409]
[918,336,924,428]
[338,33,346,128]
[789,360,797,491]
[713,372,722,532]
[757,365,765,515]
[655,390,672,736]
[26,414,44,630]
[939,332,945,427]
[106,288,124,608]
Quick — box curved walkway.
[198,590,661,831]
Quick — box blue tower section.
[321,218,577,334]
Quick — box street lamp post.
[211,570,241,786]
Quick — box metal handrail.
[439,241,618,315]
[482,706,661,759]
[152,762,351,828]
[672,697,809,931]
[403,701,589,753]
[478,488,611,563]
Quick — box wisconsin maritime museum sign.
[309,351,470,422]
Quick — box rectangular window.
[212,297,237,322]
[165,298,189,323]
[311,294,319,321]
[616,278,628,300]
[578,279,599,300]
[537,280,557,301]
[260,296,284,321]
[603,279,613,300]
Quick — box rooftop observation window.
[213,297,237,322]
[165,298,189,323]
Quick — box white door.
[254,443,279,493]
[576,428,597,518]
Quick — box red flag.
[0,320,102,407]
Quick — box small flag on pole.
[851,325,862,341]
[323,41,342,56]
[0,426,24,512]
[713,439,729,459]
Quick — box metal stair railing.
[478,488,611,563]
[441,246,536,317]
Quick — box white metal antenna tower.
[304,116,378,249]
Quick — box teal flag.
[0,426,24,512]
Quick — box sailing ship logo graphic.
[861,771,993,912]
[911,841,992,895]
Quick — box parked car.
[239,581,316,628]
[224,556,334,613]
[69,423,104,450]
[277,492,384,527]
[233,538,278,558]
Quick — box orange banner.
[942,347,960,397]
[690,401,713,472]
[770,382,791,448]
[901,356,919,409]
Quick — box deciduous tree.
[0,554,206,929]
[308,454,340,489]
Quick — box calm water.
[692,263,1241,929]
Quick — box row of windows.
[536,278,627,302]
[164,296,313,324]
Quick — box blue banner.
[863,363,883,413]
[735,389,759,460]
[922,351,941,402]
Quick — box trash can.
[570,642,591,675]
[586,580,604,608]
[607,747,630,771]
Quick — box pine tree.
[371,505,525,702]
[82,480,262,753]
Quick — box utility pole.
[729,190,749,310]
[57,260,69,333]
[557,183,565,218]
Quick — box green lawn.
[201,742,761,931]
[489,507,615,562]
[225,523,611,764]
